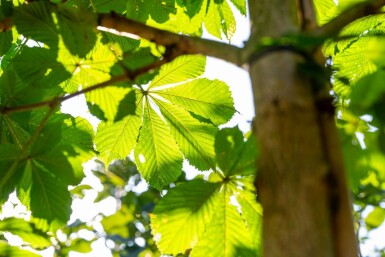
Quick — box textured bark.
[249,1,358,257]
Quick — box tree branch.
[0,47,182,115]
[313,0,385,38]
[0,17,12,32]
[97,14,245,65]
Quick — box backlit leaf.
[95,94,144,163]
[0,241,40,257]
[148,55,206,89]
[156,100,217,170]
[134,100,183,189]
[151,180,221,255]
[190,184,255,257]
[0,218,51,249]
[152,78,235,125]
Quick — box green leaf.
[0,241,40,257]
[228,0,246,16]
[57,5,97,58]
[17,161,72,227]
[10,48,70,99]
[93,0,127,13]
[61,116,95,154]
[236,189,262,252]
[313,0,338,25]
[182,0,205,18]
[0,0,13,20]
[350,70,385,114]
[215,127,258,177]
[0,115,30,148]
[151,180,221,255]
[0,218,51,249]
[204,0,236,40]
[13,2,58,47]
[152,78,235,125]
[86,86,131,121]
[365,207,385,230]
[95,94,143,163]
[204,1,221,39]
[134,100,183,190]
[126,0,177,23]
[62,238,93,255]
[101,31,140,55]
[324,14,385,98]
[0,31,13,56]
[58,38,117,93]
[156,100,217,170]
[215,126,243,172]
[114,89,137,122]
[190,184,255,257]
[101,205,135,238]
[0,144,23,204]
[219,0,236,40]
[148,55,206,89]
[341,134,370,190]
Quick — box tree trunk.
[249,1,358,256]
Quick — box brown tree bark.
[249,1,358,257]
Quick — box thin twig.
[1,48,182,115]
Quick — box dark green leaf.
[57,5,97,58]
[14,2,59,47]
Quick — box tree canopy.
[0,0,385,257]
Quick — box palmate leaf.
[58,38,117,93]
[146,1,206,36]
[151,179,260,256]
[134,100,183,190]
[150,180,221,255]
[190,184,254,257]
[155,100,217,170]
[14,1,97,55]
[95,92,144,163]
[11,47,71,94]
[86,86,131,121]
[13,1,58,47]
[96,55,234,188]
[57,4,97,58]
[204,0,236,40]
[323,14,385,98]
[182,0,205,18]
[235,185,263,252]
[17,160,72,228]
[152,78,235,125]
[153,0,244,39]
[0,144,23,204]
[0,115,30,147]
[215,127,258,177]
[126,0,177,23]
[148,55,206,89]
[151,128,261,256]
